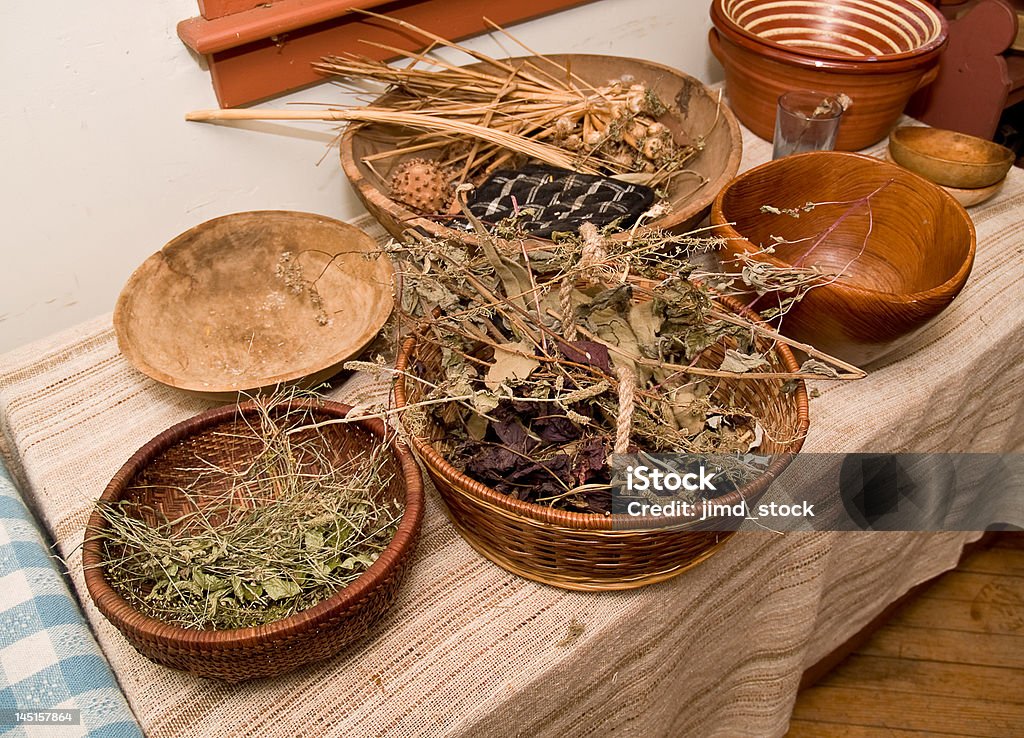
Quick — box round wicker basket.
[394,295,809,591]
[83,400,423,682]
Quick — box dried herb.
[387,198,859,513]
[187,14,721,220]
[90,396,401,630]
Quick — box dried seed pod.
[584,130,603,148]
[607,102,627,121]
[389,158,451,214]
[562,134,583,151]
[646,122,669,138]
[609,145,635,168]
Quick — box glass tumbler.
[772,90,845,159]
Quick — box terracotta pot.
[710,152,975,366]
[710,0,947,65]
[708,24,945,149]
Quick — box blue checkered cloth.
[0,464,141,738]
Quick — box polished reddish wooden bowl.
[710,152,976,366]
[709,0,947,149]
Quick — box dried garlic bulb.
[389,158,451,213]
[642,136,667,161]
[554,115,577,138]
[625,84,648,114]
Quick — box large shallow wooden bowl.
[83,400,424,682]
[341,54,741,248]
[711,152,976,366]
[889,126,1015,188]
[115,211,393,398]
[709,0,947,149]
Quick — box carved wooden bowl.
[711,152,976,366]
[340,54,742,249]
[709,0,948,149]
[888,126,1015,188]
[115,211,394,398]
[940,179,1006,208]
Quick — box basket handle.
[614,366,636,455]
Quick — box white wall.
[0,0,721,353]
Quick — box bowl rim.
[710,151,977,304]
[339,52,743,248]
[113,210,395,395]
[710,0,949,67]
[889,126,1015,174]
[82,399,424,649]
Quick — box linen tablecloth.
[0,124,1021,738]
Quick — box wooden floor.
[785,533,1024,738]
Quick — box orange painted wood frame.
[198,0,270,20]
[178,0,597,107]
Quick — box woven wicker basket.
[394,295,808,591]
[83,400,423,682]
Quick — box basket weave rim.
[82,399,424,649]
[394,292,809,531]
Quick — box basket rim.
[393,292,809,531]
[81,398,424,649]
[339,52,743,247]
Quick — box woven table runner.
[0,123,1021,737]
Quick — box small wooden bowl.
[115,211,394,398]
[942,178,1006,208]
[340,54,742,248]
[83,400,424,682]
[888,126,1015,188]
[711,152,976,366]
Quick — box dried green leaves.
[388,220,818,511]
[92,398,401,630]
